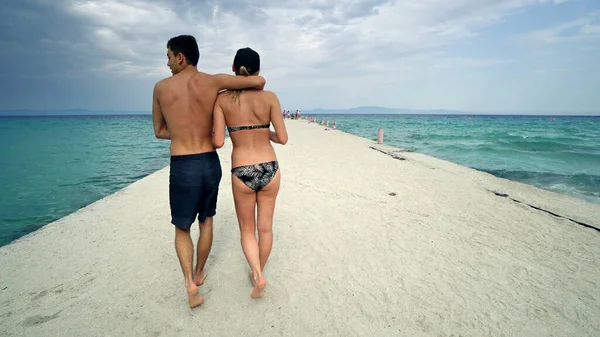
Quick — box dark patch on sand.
[369,146,406,160]
[488,189,599,232]
[33,284,64,300]
[22,311,60,327]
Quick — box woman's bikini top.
[227,123,270,133]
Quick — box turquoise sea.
[1,113,599,247]
[306,114,600,205]
[0,115,171,247]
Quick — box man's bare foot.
[187,284,204,308]
[194,269,208,286]
[251,276,266,299]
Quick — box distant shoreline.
[0,114,151,118]
[1,113,599,117]
[300,113,600,117]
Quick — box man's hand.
[155,125,171,139]
[253,76,266,90]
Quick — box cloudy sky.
[1,0,599,114]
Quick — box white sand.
[1,119,599,337]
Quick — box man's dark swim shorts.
[169,151,222,230]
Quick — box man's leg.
[193,151,222,286]
[175,226,204,308]
[170,154,208,308]
[194,217,213,286]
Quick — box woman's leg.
[256,169,281,272]
[231,174,264,297]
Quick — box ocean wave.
[481,169,600,202]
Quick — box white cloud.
[69,0,178,27]
[61,0,574,81]
[580,24,600,35]
[66,0,192,77]
[521,11,600,44]
[12,0,596,112]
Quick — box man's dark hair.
[167,35,200,66]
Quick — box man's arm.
[212,97,226,149]
[212,73,266,92]
[152,83,170,140]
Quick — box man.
[152,35,266,308]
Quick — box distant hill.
[0,109,150,116]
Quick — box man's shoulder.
[190,71,214,82]
[189,72,216,88]
[154,77,172,90]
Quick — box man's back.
[156,71,218,156]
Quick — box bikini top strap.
[227,123,270,133]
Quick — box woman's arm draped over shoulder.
[212,95,226,148]
[268,91,288,145]
[212,74,266,91]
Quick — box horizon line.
[1,106,599,116]
[1,112,599,117]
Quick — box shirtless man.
[152,35,266,308]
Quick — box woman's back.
[214,89,287,167]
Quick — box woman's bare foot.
[248,271,255,286]
[251,276,266,299]
[187,284,204,308]
[194,269,208,286]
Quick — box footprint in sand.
[561,302,579,322]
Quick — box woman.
[212,47,288,298]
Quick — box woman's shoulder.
[256,89,278,100]
[240,89,278,102]
[216,89,235,102]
